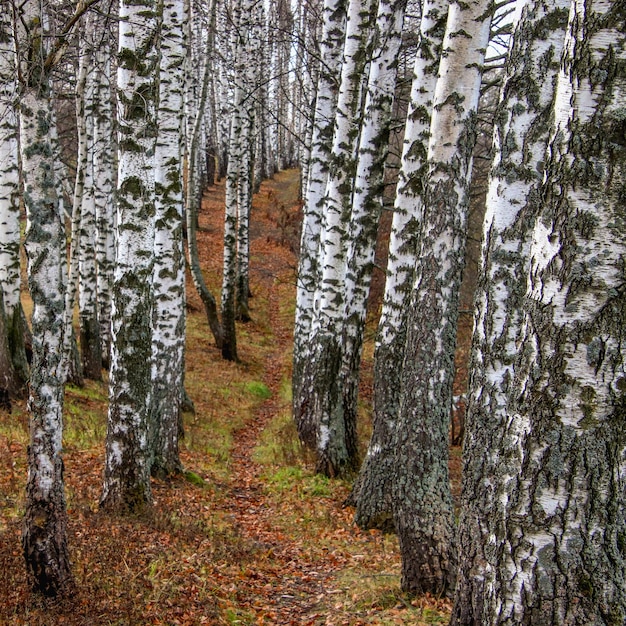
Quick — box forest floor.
[0,169,453,625]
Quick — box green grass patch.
[244,380,271,399]
[253,409,305,467]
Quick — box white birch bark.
[221,1,247,362]
[339,0,407,482]
[78,15,102,380]
[61,34,89,386]
[151,0,186,477]
[393,0,492,595]
[0,8,26,391]
[17,0,72,594]
[451,0,570,621]
[182,0,223,348]
[458,1,626,622]
[353,0,450,530]
[92,30,115,368]
[292,0,347,440]
[306,0,375,477]
[101,0,160,512]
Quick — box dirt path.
[218,172,336,623]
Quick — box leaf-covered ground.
[0,170,452,625]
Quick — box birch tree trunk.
[151,0,186,477]
[392,0,491,595]
[339,0,407,480]
[222,0,260,358]
[292,0,347,446]
[353,0,449,530]
[0,8,27,393]
[78,16,102,380]
[17,0,72,594]
[301,0,375,477]
[221,2,246,362]
[92,26,115,369]
[456,1,626,622]
[184,0,223,349]
[101,0,160,513]
[451,0,570,622]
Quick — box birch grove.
[3,0,626,615]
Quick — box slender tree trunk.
[339,0,407,481]
[292,0,347,447]
[352,0,449,530]
[184,0,223,349]
[222,0,259,359]
[0,8,27,392]
[62,39,89,387]
[101,0,160,513]
[302,0,375,477]
[17,0,72,595]
[93,31,115,369]
[151,0,186,477]
[451,0,570,622]
[78,18,102,380]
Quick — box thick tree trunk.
[17,3,72,595]
[101,0,160,513]
[353,0,449,530]
[455,1,626,623]
[451,0,570,622]
[392,0,491,596]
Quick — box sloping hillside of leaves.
[0,170,451,625]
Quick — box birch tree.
[92,17,116,368]
[339,0,408,481]
[221,0,253,361]
[77,15,102,380]
[454,0,626,622]
[151,0,187,477]
[16,0,72,595]
[392,0,492,595]
[184,0,223,349]
[298,0,375,477]
[292,0,347,441]
[450,0,569,620]
[352,0,449,530]
[101,0,160,512]
[0,7,27,394]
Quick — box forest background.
[0,0,624,624]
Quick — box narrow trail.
[222,173,337,623]
[195,169,336,623]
